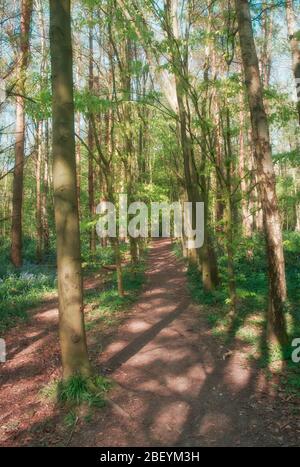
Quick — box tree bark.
[76,112,81,216]
[36,122,43,262]
[42,120,50,255]
[49,0,91,379]
[88,25,96,253]
[260,4,273,90]
[11,0,33,267]
[236,0,288,345]
[238,97,253,237]
[286,0,300,125]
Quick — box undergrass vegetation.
[40,374,111,406]
[0,238,57,332]
[81,242,128,273]
[177,232,300,395]
[84,252,147,331]
[0,238,146,333]
[58,374,111,408]
[40,373,112,430]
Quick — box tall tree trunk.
[37,0,49,258]
[248,127,263,231]
[88,119,95,253]
[215,117,225,230]
[49,0,91,379]
[36,122,43,262]
[226,192,237,313]
[260,4,273,90]
[223,107,237,313]
[286,0,300,125]
[112,237,124,298]
[296,204,300,232]
[11,0,33,267]
[293,168,300,231]
[76,112,81,216]
[88,24,96,253]
[238,97,253,237]
[42,120,50,254]
[236,0,288,345]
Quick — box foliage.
[58,375,111,408]
[41,374,112,408]
[0,238,57,332]
[182,232,300,394]
[85,253,147,331]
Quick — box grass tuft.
[41,374,112,408]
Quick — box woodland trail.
[72,239,298,447]
[0,239,298,446]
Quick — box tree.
[286,0,300,125]
[49,0,91,379]
[236,0,288,345]
[87,21,96,253]
[11,0,33,267]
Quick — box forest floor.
[0,238,299,446]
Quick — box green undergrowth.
[41,374,111,407]
[0,265,57,333]
[175,232,300,396]
[84,255,147,332]
[0,239,146,333]
[40,374,112,429]
[81,242,128,274]
[0,236,56,332]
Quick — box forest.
[0,0,300,448]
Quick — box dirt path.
[0,239,298,446]
[72,239,298,447]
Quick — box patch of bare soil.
[1,239,299,446]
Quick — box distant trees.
[1,0,300,373]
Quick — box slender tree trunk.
[37,0,49,258]
[224,107,237,312]
[226,193,237,313]
[49,0,91,379]
[36,122,43,262]
[88,121,95,253]
[248,127,263,231]
[88,25,96,253]
[215,117,225,230]
[130,237,138,264]
[112,237,124,297]
[121,38,138,264]
[293,168,300,231]
[76,112,81,216]
[239,97,253,237]
[260,5,273,90]
[236,0,288,345]
[42,120,50,254]
[286,0,300,125]
[11,96,25,268]
[11,0,33,267]
[295,204,300,232]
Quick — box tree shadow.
[2,238,298,447]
